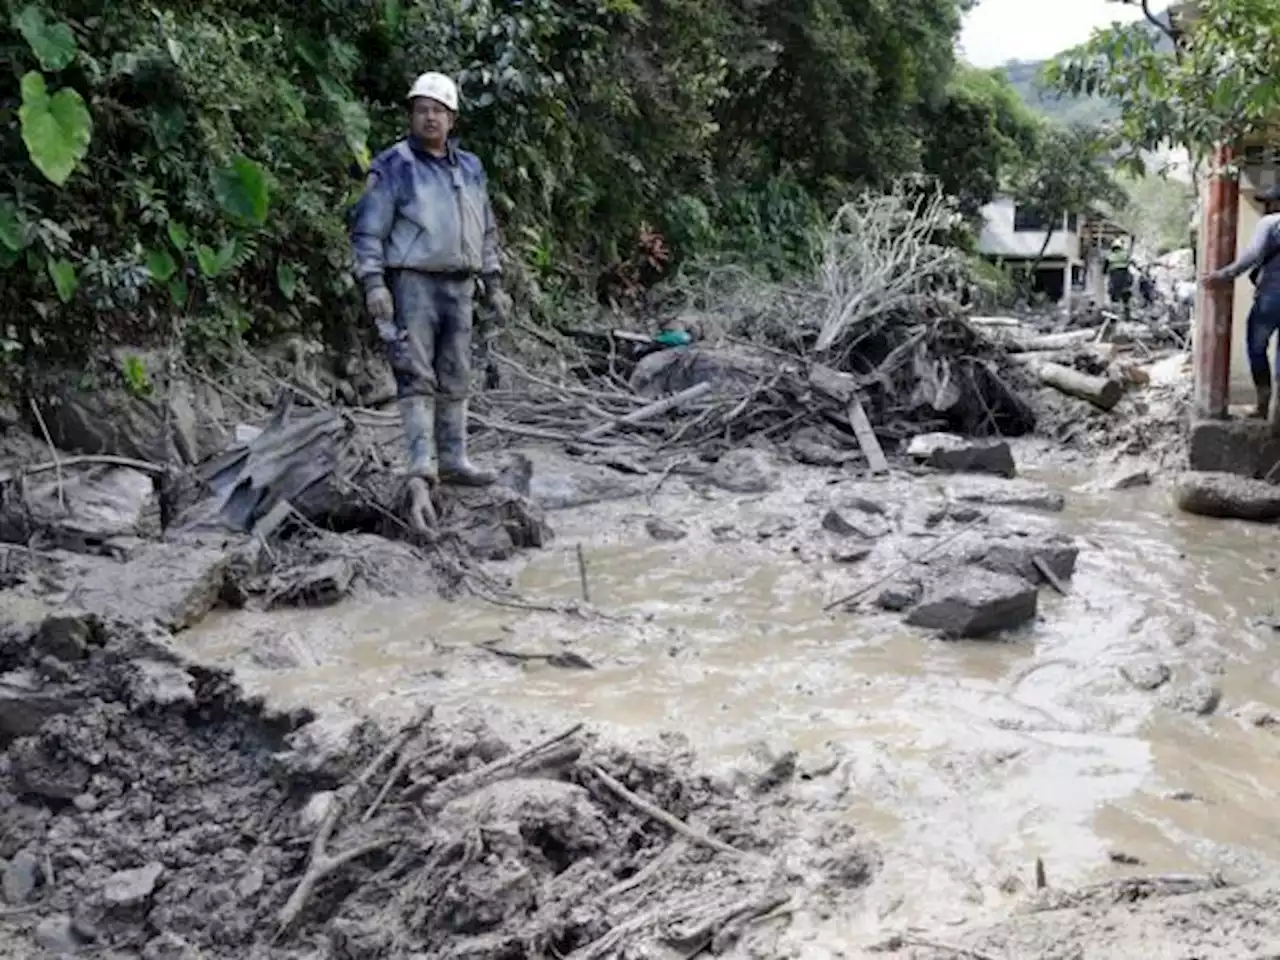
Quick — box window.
[1013,206,1052,232]
[1066,213,1079,233]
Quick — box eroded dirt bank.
[0,611,877,958]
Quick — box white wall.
[977,196,1080,261]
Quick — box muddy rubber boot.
[398,396,437,481]
[1254,384,1272,420]
[436,398,496,486]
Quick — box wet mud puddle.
[185,458,1280,940]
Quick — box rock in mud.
[629,347,768,398]
[35,615,95,662]
[790,428,857,467]
[1103,467,1153,491]
[1120,660,1172,692]
[906,567,1037,637]
[962,534,1079,583]
[35,914,85,955]
[56,541,229,632]
[3,849,42,903]
[1162,681,1222,716]
[907,433,1016,479]
[708,449,777,493]
[0,668,83,743]
[645,517,688,542]
[102,862,165,907]
[875,580,923,611]
[832,545,872,564]
[946,477,1065,513]
[527,452,643,509]
[2,466,162,553]
[821,509,887,539]
[1173,471,1280,521]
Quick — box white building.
[977,195,1124,304]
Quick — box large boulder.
[1173,471,1280,521]
[905,567,1037,637]
[907,433,1016,479]
[960,533,1079,583]
[708,449,777,494]
[0,465,161,552]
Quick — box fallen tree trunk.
[1008,329,1100,353]
[1033,361,1124,411]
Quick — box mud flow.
[178,451,1280,951]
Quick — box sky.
[958,0,1147,67]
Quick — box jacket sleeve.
[1213,216,1273,281]
[350,165,396,291]
[479,174,502,277]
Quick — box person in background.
[1203,183,1280,421]
[349,71,511,484]
[1106,237,1135,319]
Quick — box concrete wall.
[977,197,1080,261]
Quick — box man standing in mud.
[1204,183,1280,425]
[350,71,511,484]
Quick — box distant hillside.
[1001,59,1117,126]
[997,8,1175,126]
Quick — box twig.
[275,790,392,937]
[362,739,425,823]
[407,723,585,805]
[603,842,687,899]
[589,764,749,859]
[822,516,985,612]
[646,457,687,504]
[581,381,714,441]
[576,543,590,603]
[356,715,429,788]
[27,399,65,511]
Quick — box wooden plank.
[846,394,888,474]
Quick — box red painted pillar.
[1194,144,1239,418]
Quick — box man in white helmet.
[350,71,510,484]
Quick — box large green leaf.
[195,239,238,278]
[213,156,270,227]
[12,6,77,72]
[19,72,92,186]
[46,257,77,303]
[276,262,298,300]
[0,201,25,252]
[167,221,190,252]
[145,248,177,283]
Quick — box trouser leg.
[389,271,441,478]
[432,277,495,486]
[1245,301,1272,419]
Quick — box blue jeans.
[386,270,474,401]
[1246,292,1280,386]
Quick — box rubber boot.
[436,398,496,486]
[398,396,437,480]
[1254,383,1272,420]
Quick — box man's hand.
[481,275,512,326]
[366,285,394,322]
[1202,273,1228,289]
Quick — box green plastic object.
[654,329,693,347]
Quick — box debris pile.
[0,612,873,958]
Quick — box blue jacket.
[1214,212,1280,298]
[350,137,501,289]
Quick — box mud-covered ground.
[7,343,1280,959]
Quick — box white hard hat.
[407,72,459,112]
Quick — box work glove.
[481,274,512,327]
[365,284,400,345]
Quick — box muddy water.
[184,451,1280,940]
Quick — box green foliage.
[118,353,152,396]
[1046,0,1280,163]
[0,0,1000,369]
[1116,170,1196,255]
[18,72,92,186]
[11,4,75,71]
[921,65,1041,218]
[1012,123,1126,259]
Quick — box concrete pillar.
[1194,144,1239,419]
[1087,247,1106,305]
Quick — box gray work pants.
[386,270,474,401]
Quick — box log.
[580,381,713,441]
[846,396,888,474]
[1007,329,1100,353]
[1034,362,1124,412]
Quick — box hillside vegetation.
[0,0,1053,376]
